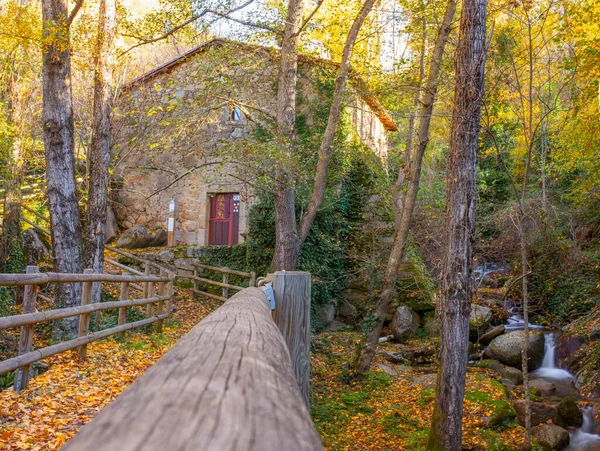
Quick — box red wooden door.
[208,193,240,246]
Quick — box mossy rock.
[488,400,517,430]
[475,359,503,372]
[556,396,583,428]
[532,424,570,450]
[483,331,545,370]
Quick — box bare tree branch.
[67,0,84,27]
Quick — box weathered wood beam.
[0,272,169,287]
[192,262,252,278]
[190,275,244,291]
[269,271,312,408]
[62,288,323,451]
[0,295,170,330]
[190,288,227,302]
[0,314,169,375]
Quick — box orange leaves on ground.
[0,289,214,450]
[311,332,524,450]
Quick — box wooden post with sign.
[267,271,312,408]
[167,199,177,247]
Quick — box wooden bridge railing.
[62,278,323,451]
[0,266,174,391]
[189,263,256,301]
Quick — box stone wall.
[112,40,394,245]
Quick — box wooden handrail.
[192,262,252,277]
[105,257,145,276]
[0,295,170,330]
[21,205,50,223]
[0,313,169,376]
[21,216,51,236]
[190,275,245,291]
[106,246,176,277]
[62,287,322,451]
[0,272,169,287]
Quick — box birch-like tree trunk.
[357,0,457,374]
[297,0,379,246]
[428,0,488,448]
[83,0,116,304]
[42,0,83,338]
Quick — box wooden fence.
[190,263,256,301]
[62,273,322,451]
[0,266,174,391]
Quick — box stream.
[476,265,600,450]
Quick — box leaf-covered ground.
[0,289,216,450]
[311,332,526,451]
[2,290,528,451]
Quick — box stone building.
[112,38,398,246]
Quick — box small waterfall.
[567,407,600,451]
[532,333,573,381]
[503,299,546,331]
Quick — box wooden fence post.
[167,275,175,326]
[146,281,156,320]
[268,271,311,408]
[167,199,177,247]
[192,267,198,293]
[143,262,150,298]
[15,266,39,391]
[222,270,229,299]
[77,269,94,360]
[156,269,165,333]
[118,277,129,338]
[249,271,256,287]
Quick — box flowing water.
[532,333,574,381]
[474,263,600,448]
[566,406,600,451]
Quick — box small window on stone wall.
[231,106,242,121]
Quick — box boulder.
[116,225,153,249]
[532,424,570,450]
[337,299,358,322]
[530,378,556,396]
[513,400,557,427]
[470,304,493,338]
[412,373,437,390]
[479,325,505,345]
[377,364,398,376]
[391,306,421,342]
[501,366,524,386]
[22,228,50,264]
[475,359,503,372]
[149,229,168,247]
[556,396,583,428]
[104,207,119,243]
[483,330,545,370]
[489,401,517,430]
[316,303,336,329]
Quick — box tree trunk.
[84,0,116,304]
[42,0,83,338]
[394,19,427,230]
[428,0,488,448]
[272,0,305,271]
[298,0,379,246]
[357,0,457,374]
